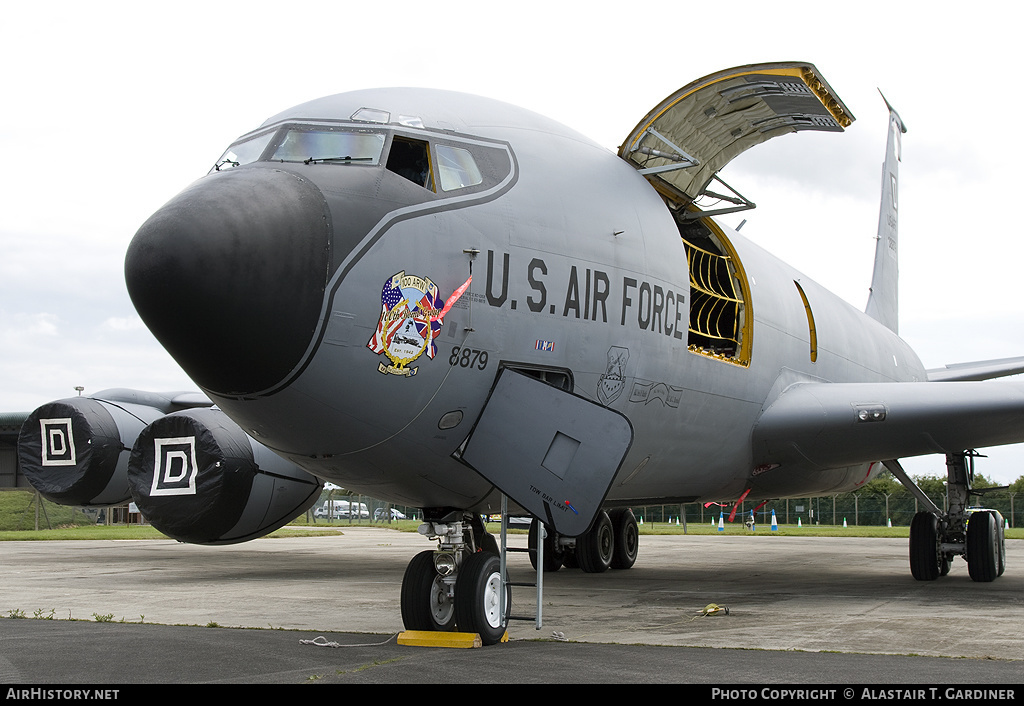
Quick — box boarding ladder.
[498,494,544,630]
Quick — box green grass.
[2,490,1021,540]
[0,490,95,531]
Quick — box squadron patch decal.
[368,272,471,376]
[597,346,629,405]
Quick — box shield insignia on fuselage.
[597,346,629,405]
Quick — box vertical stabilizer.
[865,93,907,333]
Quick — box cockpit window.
[213,130,276,171]
[271,127,385,165]
[386,136,433,189]
[436,144,483,191]
[351,107,390,123]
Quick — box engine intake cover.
[18,397,159,506]
[129,408,321,544]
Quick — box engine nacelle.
[17,390,191,506]
[128,407,322,544]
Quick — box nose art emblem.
[367,271,472,377]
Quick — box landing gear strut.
[890,451,1007,583]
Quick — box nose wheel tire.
[400,550,456,631]
[454,551,510,645]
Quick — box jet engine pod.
[18,397,161,506]
[128,407,322,545]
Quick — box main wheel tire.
[454,551,509,645]
[967,511,999,582]
[608,508,639,570]
[528,519,564,572]
[576,510,614,573]
[909,512,941,581]
[400,550,456,631]
[997,519,1007,577]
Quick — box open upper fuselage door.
[619,62,854,213]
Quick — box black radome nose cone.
[126,168,331,396]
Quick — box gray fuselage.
[126,88,925,513]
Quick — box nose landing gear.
[399,513,510,645]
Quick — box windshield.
[213,130,276,171]
[271,127,385,165]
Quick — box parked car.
[374,507,407,521]
[314,500,369,519]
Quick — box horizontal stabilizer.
[753,380,1024,472]
[927,356,1024,382]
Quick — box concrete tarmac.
[1,528,1022,685]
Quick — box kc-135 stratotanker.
[20,63,1019,644]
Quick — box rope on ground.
[299,633,399,648]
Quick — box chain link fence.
[636,490,1019,528]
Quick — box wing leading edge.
[926,356,1024,382]
[752,380,1024,472]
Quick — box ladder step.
[507,581,536,588]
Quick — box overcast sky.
[3,1,1023,483]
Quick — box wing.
[927,356,1024,382]
[752,380,1024,471]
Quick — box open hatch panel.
[619,62,854,213]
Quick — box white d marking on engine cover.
[40,418,76,466]
[150,436,199,496]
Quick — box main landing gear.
[527,508,639,573]
[890,452,1007,583]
